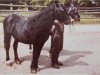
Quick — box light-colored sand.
[0,23,100,75]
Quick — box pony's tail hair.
[3,17,11,51]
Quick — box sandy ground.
[0,23,100,75]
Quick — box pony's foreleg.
[13,40,22,64]
[31,41,45,74]
[51,37,63,69]
[56,37,63,66]
[49,33,54,58]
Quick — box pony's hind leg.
[13,40,22,64]
[4,38,10,61]
[4,29,12,66]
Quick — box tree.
[78,0,100,7]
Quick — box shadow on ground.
[20,47,93,71]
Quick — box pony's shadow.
[20,47,93,70]
[62,54,89,68]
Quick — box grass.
[0,16,5,23]
[0,13,100,24]
[80,19,100,24]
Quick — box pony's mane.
[28,3,55,25]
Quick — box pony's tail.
[3,18,11,51]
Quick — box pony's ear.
[53,0,59,7]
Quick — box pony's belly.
[12,33,30,44]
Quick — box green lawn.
[0,14,100,24]
[0,16,5,23]
[80,19,100,24]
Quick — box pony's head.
[65,2,80,22]
[53,1,69,23]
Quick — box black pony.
[49,1,80,69]
[3,1,69,73]
[50,20,64,69]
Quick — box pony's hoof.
[37,68,40,72]
[6,60,13,66]
[31,68,40,74]
[51,64,60,69]
[57,62,63,66]
[15,59,23,65]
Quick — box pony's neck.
[27,4,56,32]
[31,4,55,29]
[38,5,55,26]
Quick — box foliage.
[30,0,50,10]
[79,0,100,7]
[0,0,100,10]
[29,0,100,8]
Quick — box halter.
[67,3,78,14]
